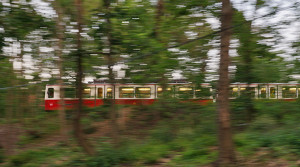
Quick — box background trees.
[0,0,299,166]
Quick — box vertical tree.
[52,0,67,142]
[217,0,235,166]
[74,0,95,155]
[102,0,120,143]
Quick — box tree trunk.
[154,0,164,39]
[217,0,235,166]
[5,64,16,155]
[17,42,25,123]
[53,1,68,142]
[103,0,119,143]
[74,0,95,155]
[243,1,259,122]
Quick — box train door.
[105,85,114,99]
[258,85,267,99]
[269,85,277,99]
[94,85,104,106]
[96,85,104,99]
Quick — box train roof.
[46,82,300,87]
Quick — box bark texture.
[74,0,95,155]
[217,0,236,166]
[53,0,67,142]
[103,0,119,143]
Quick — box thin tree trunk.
[217,0,235,166]
[5,64,16,155]
[53,1,68,142]
[154,0,164,39]
[103,0,119,143]
[74,0,95,155]
[155,0,167,120]
[244,1,259,122]
[17,42,25,123]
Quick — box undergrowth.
[2,100,300,167]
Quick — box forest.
[0,0,300,167]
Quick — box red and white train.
[229,83,300,99]
[44,81,213,111]
[45,82,300,111]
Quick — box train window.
[240,87,246,95]
[135,87,151,98]
[157,87,173,98]
[195,87,210,98]
[106,87,113,98]
[47,88,54,98]
[63,88,76,98]
[230,87,239,98]
[269,87,276,98]
[83,88,91,98]
[119,87,134,98]
[259,87,266,98]
[98,88,103,98]
[240,87,256,98]
[177,87,193,98]
[282,87,297,98]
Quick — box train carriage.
[45,82,299,111]
[229,83,300,100]
[45,82,213,111]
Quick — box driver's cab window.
[47,88,54,98]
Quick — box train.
[45,81,300,111]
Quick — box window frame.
[106,87,114,99]
[135,87,151,98]
[176,86,194,99]
[97,87,104,99]
[47,88,54,98]
[119,87,135,98]
[282,86,297,99]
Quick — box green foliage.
[234,101,300,157]
[0,147,4,163]
[3,3,54,39]
[7,146,70,167]
[232,10,291,83]
[249,114,277,131]
[66,141,133,167]
[130,142,170,164]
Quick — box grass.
[1,101,300,167]
[5,145,75,167]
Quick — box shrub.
[67,141,133,167]
[0,147,4,163]
[249,114,277,131]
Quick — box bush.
[131,143,169,164]
[8,146,69,167]
[249,114,277,131]
[0,147,4,163]
[67,141,133,167]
